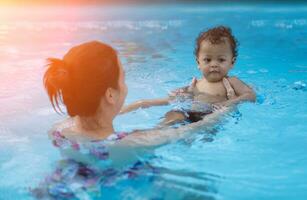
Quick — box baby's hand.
[223,77,236,99]
[212,103,225,110]
[214,100,234,108]
[212,104,228,112]
[213,99,236,107]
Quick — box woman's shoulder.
[48,119,129,150]
[48,118,73,138]
[49,124,130,164]
[48,119,75,147]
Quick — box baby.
[121,26,255,125]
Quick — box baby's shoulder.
[226,76,246,86]
[226,76,239,81]
[225,76,254,94]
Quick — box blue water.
[0,3,307,200]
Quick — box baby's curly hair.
[194,26,238,62]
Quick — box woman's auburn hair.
[43,41,120,117]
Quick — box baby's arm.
[222,77,256,106]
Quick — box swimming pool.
[0,2,307,199]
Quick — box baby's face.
[197,39,234,82]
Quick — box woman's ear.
[105,87,116,104]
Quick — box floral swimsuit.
[32,129,157,200]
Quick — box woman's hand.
[169,77,197,100]
[187,77,198,93]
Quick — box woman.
[34,41,226,199]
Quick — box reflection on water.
[0,3,307,200]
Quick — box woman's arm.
[106,107,226,166]
[121,79,197,115]
[118,106,229,147]
[121,77,199,115]
[120,97,171,114]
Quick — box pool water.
[0,3,307,200]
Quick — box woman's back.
[33,119,156,199]
[49,118,147,168]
